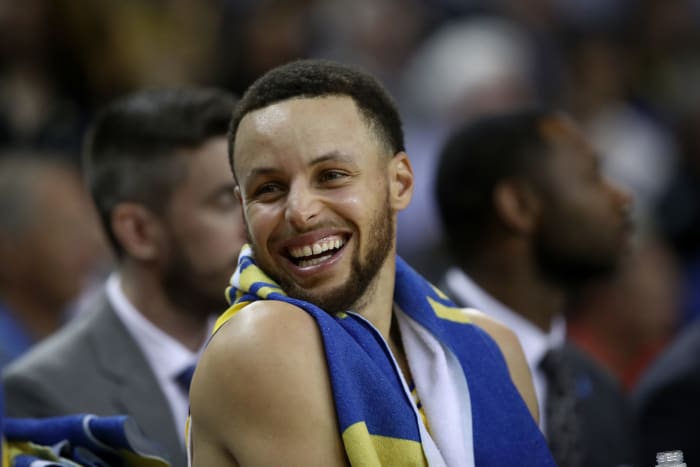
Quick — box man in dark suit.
[434,108,639,467]
[634,319,700,465]
[2,87,247,467]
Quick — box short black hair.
[228,59,404,176]
[435,108,557,254]
[83,87,237,257]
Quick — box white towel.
[396,306,476,467]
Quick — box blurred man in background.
[435,108,639,467]
[3,87,247,467]
[0,153,108,370]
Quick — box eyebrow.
[309,150,355,166]
[247,166,280,179]
[246,150,356,179]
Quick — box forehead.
[536,115,599,172]
[241,95,367,140]
[539,115,594,157]
[172,137,231,191]
[181,136,229,170]
[233,96,382,175]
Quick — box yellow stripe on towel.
[1,438,8,467]
[342,422,427,467]
[428,297,472,324]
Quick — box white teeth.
[289,237,346,259]
[298,253,333,268]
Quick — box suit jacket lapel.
[89,297,186,465]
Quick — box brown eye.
[252,182,285,199]
[318,170,348,183]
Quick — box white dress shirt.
[444,267,566,432]
[106,273,209,446]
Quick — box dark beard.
[534,236,619,289]
[162,249,229,319]
[254,193,394,315]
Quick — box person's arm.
[465,310,539,425]
[189,300,349,467]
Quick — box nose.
[285,181,321,230]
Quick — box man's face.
[160,137,247,317]
[533,116,633,285]
[18,166,109,310]
[233,96,403,314]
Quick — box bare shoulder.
[190,300,347,466]
[191,299,326,426]
[204,299,323,361]
[462,308,539,424]
[192,300,324,416]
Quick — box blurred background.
[2,0,700,391]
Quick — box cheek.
[243,209,266,242]
[547,196,610,247]
[538,197,582,238]
[241,184,384,245]
[571,191,615,229]
[41,222,100,272]
[177,214,244,261]
[331,183,375,218]
[28,235,88,301]
[243,202,287,245]
[333,197,365,227]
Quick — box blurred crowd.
[2,0,700,392]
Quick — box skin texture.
[0,161,108,340]
[464,115,632,332]
[117,136,247,350]
[449,114,637,466]
[189,96,539,466]
[235,97,397,318]
[532,116,632,287]
[159,138,247,318]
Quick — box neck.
[460,251,564,332]
[389,310,412,383]
[353,255,413,381]
[119,262,211,352]
[351,255,398,343]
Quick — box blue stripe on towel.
[217,245,554,466]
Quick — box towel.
[1,384,6,467]
[3,414,170,467]
[394,307,473,466]
[213,245,554,466]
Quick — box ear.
[493,179,540,235]
[388,152,414,211]
[111,203,165,260]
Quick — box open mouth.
[287,235,347,268]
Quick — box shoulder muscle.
[190,300,347,466]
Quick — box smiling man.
[188,60,555,467]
